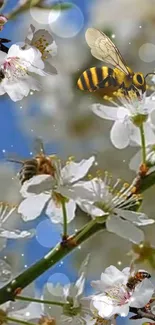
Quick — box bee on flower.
[85,265,154,320]
[18,155,96,224]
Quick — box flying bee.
[77,28,154,98]
[126,270,151,291]
[7,139,57,184]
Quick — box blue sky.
[0,0,94,289]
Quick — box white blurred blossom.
[18,156,95,223]
[0,202,34,250]
[90,0,155,43]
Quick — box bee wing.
[33,138,45,156]
[85,28,130,75]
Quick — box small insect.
[126,270,151,291]
[7,139,57,184]
[77,28,154,97]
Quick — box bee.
[126,270,151,291]
[7,139,57,184]
[77,28,154,97]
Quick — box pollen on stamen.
[68,156,75,161]
[96,170,102,178]
[88,173,93,180]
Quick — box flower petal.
[91,103,119,120]
[77,200,105,217]
[91,266,128,292]
[129,150,141,171]
[9,301,43,321]
[20,175,55,197]
[115,209,154,226]
[46,198,76,223]
[130,122,155,146]
[18,193,50,221]
[106,215,144,243]
[0,228,34,239]
[110,121,130,149]
[131,279,154,308]
[61,156,95,184]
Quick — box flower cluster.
[17,155,154,244]
[1,261,153,325]
[0,24,57,101]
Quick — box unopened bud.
[0,15,8,31]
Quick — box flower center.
[33,36,50,60]
[52,192,69,208]
[63,297,81,317]
[105,284,131,306]
[2,57,27,80]
[131,113,148,127]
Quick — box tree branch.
[0,169,154,305]
[130,307,155,321]
[0,219,106,304]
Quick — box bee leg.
[119,83,128,96]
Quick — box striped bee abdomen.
[77,67,115,92]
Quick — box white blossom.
[0,44,48,101]
[91,91,155,149]
[76,174,154,243]
[88,265,154,319]
[18,156,95,223]
[24,24,57,74]
[0,300,43,324]
[0,202,34,247]
[43,255,91,325]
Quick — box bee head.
[133,72,146,93]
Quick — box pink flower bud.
[0,15,8,31]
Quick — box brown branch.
[130,307,155,321]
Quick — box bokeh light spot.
[36,219,60,247]
[30,6,60,25]
[49,3,84,38]
[139,43,155,62]
[47,273,70,295]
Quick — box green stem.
[61,200,68,239]
[15,295,64,307]
[6,316,37,325]
[0,167,155,305]
[0,219,106,305]
[139,123,146,164]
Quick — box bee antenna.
[7,158,24,164]
[145,72,155,79]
